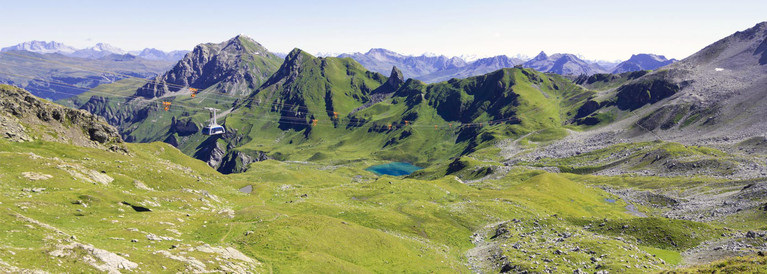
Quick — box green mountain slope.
[4,73,766,273]
[155,49,594,173]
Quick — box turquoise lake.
[366,162,423,176]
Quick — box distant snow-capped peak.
[1,40,77,54]
[85,43,127,54]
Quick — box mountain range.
[0,50,175,100]
[0,41,190,100]
[338,49,677,83]
[2,20,766,273]
[63,21,760,176]
[338,48,469,81]
[1,40,188,61]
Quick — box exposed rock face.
[22,172,53,181]
[385,66,405,90]
[574,71,649,88]
[50,243,138,273]
[0,85,125,151]
[135,35,282,99]
[217,150,270,174]
[163,134,179,147]
[193,137,227,168]
[79,96,138,126]
[349,66,403,115]
[615,78,680,110]
[209,141,226,168]
[170,116,199,136]
[575,100,601,119]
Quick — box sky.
[1,0,765,61]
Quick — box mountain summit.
[70,43,127,59]
[612,54,676,73]
[135,35,282,98]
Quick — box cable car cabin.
[202,108,225,135]
[202,125,225,135]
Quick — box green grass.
[641,246,683,266]
[5,133,732,272]
[568,217,726,250]
[664,255,767,273]
[14,49,763,273]
[522,127,569,144]
[522,140,738,178]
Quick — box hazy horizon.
[2,0,765,61]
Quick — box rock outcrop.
[217,149,270,174]
[615,78,680,110]
[0,85,125,151]
[170,116,199,136]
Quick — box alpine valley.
[1,20,767,274]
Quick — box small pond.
[366,162,423,176]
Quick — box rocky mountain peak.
[533,51,548,61]
[91,43,125,53]
[223,35,267,54]
[387,66,405,89]
[366,48,399,55]
[285,48,310,61]
[135,36,282,98]
[610,53,676,73]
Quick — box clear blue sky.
[1,0,765,60]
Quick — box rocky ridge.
[0,84,125,151]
